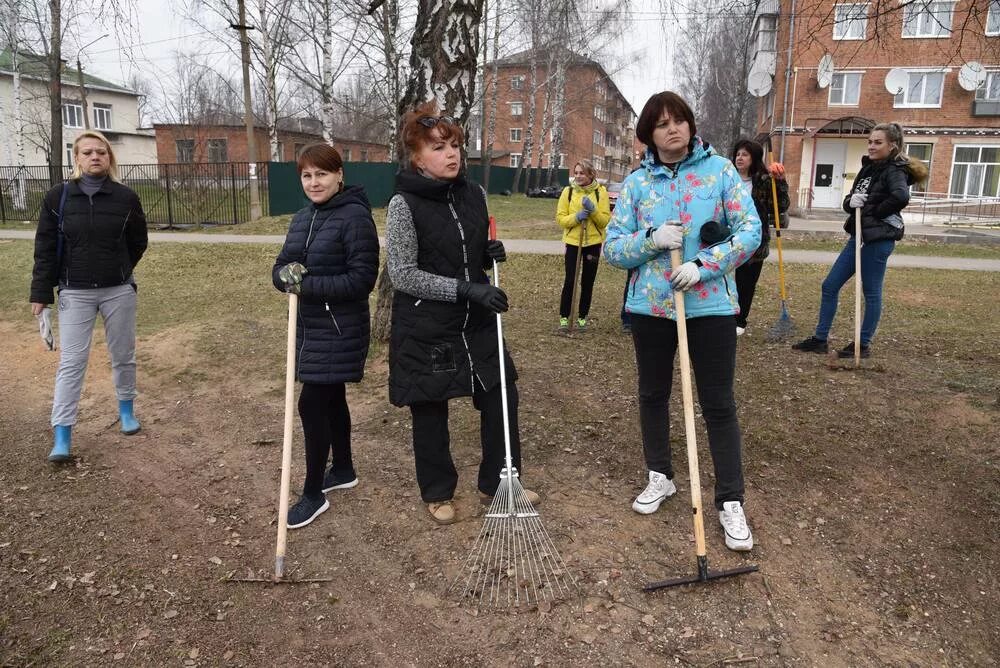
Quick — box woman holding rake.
[603,91,761,551]
[386,103,539,525]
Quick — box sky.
[78,0,679,122]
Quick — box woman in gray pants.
[29,130,148,462]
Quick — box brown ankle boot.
[427,500,456,525]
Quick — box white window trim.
[509,128,522,142]
[948,144,1000,198]
[828,71,864,106]
[988,0,1000,36]
[92,104,112,131]
[904,142,934,192]
[893,68,948,108]
[833,3,869,40]
[976,70,1000,100]
[510,153,521,168]
[510,102,523,116]
[901,0,956,39]
[63,103,83,129]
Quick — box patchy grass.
[782,236,1000,259]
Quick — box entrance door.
[813,140,847,208]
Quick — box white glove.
[651,221,684,250]
[849,193,868,209]
[670,262,701,291]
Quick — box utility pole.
[231,0,262,220]
[75,34,109,131]
[48,0,63,185]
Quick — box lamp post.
[75,34,109,130]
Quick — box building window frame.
[949,144,1000,198]
[988,0,1000,35]
[175,139,194,163]
[510,153,521,168]
[975,70,1000,101]
[510,102,523,117]
[904,142,933,194]
[510,127,522,142]
[511,75,525,90]
[92,103,112,131]
[62,102,83,129]
[833,3,869,40]
[207,138,228,163]
[828,71,864,105]
[757,14,778,50]
[65,142,74,166]
[893,69,946,108]
[902,1,956,39]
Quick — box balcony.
[972,100,1000,116]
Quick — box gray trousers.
[51,284,138,427]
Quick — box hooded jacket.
[30,179,148,304]
[603,139,761,320]
[842,154,928,243]
[555,180,612,246]
[271,184,379,384]
[387,170,516,407]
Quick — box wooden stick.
[669,248,706,560]
[275,292,298,579]
[567,217,587,334]
[767,152,788,302]
[854,208,862,368]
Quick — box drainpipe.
[778,0,796,162]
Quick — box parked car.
[606,181,623,211]
[526,185,564,199]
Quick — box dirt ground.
[1,253,998,667]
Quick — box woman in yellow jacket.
[555,159,611,332]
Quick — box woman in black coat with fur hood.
[793,122,928,359]
[272,143,379,529]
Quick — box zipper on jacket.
[447,186,476,391]
[325,302,342,335]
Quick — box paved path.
[3,229,998,272]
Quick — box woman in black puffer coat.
[272,143,379,529]
[792,122,928,359]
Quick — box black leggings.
[298,382,353,498]
[630,313,745,509]
[734,260,764,328]
[559,243,602,319]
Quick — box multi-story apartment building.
[749,0,999,213]
[0,49,157,166]
[474,48,638,183]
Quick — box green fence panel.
[466,165,569,194]
[343,162,399,208]
[267,162,307,216]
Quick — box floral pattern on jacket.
[603,138,761,320]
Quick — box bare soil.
[1,254,998,667]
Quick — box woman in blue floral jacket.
[603,91,761,552]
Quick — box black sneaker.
[322,469,359,493]
[791,336,828,353]
[837,342,871,359]
[287,495,329,529]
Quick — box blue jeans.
[815,238,894,345]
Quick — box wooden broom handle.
[275,292,297,579]
[854,208,862,367]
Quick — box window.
[976,71,1000,100]
[62,103,83,128]
[175,139,194,163]
[344,148,352,161]
[65,143,74,166]
[989,0,1000,35]
[765,88,776,118]
[606,131,614,147]
[829,72,863,105]
[92,103,112,130]
[593,156,604,172]
[207,138,228,162]
[757,15,778,50]
[558,153,566,168]
[275,141,285,160]
[360,149,369,162]
[510,128,522,142]
[510,153,521,168]
[833,3,868,39]
[904,143,933,193]
[950,145,1000,198]
[511,75,524,90]
[902,1,954,38]
[894,70,945,107]
[510,102,523,117]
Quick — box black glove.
[484,239,506,264]
[457,280,509,313]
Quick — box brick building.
[152,121,390,165]
[472,48,638,183]
[750,0,999,213]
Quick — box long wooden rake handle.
[669,249,707,562]
[854,208,862,368]
[767,151,788,302]
[275,292,298,579]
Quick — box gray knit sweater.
[385,194,460,302]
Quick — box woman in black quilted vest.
[272,143,380,529]
[386,103,540,525]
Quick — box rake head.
[765,302,795,343]
[449,468,577,609]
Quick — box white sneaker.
[719,501,753,551]
[632,471,676,514]
[736,326,746,336]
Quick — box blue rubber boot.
[48,425,72,462]
[119,400,141,435]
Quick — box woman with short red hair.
[385,102,539,525]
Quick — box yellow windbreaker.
[555,182,612,246]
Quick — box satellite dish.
[885,68,909,95]
[817,54,834,89]
[958,61,987,92]
[747,71,773,97]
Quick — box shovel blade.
[643,564,759,591]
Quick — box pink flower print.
[712,286,719,293]
[726,200,742,212]
[699,289,709,299]
[670,183,676,191]
[691,180,702,187]
[679,211,692,224]
[683,192,693,203]
[685,173,695,181]
[651,304,666,317]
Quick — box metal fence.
[795,187,1000,226]
[0,162,270,227]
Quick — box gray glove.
[278,262,308,293]
[670,262,701,291]
[581,196,595,212]
[849,193,868,209]
[651,221,684,250]
[575,210,589,222]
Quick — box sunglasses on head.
[417,115,457,128]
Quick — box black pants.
[734,261,764,328]
[559,243,602,319]
[630,313,745,509]
[299,382,353,498]
[409,382,521,502]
